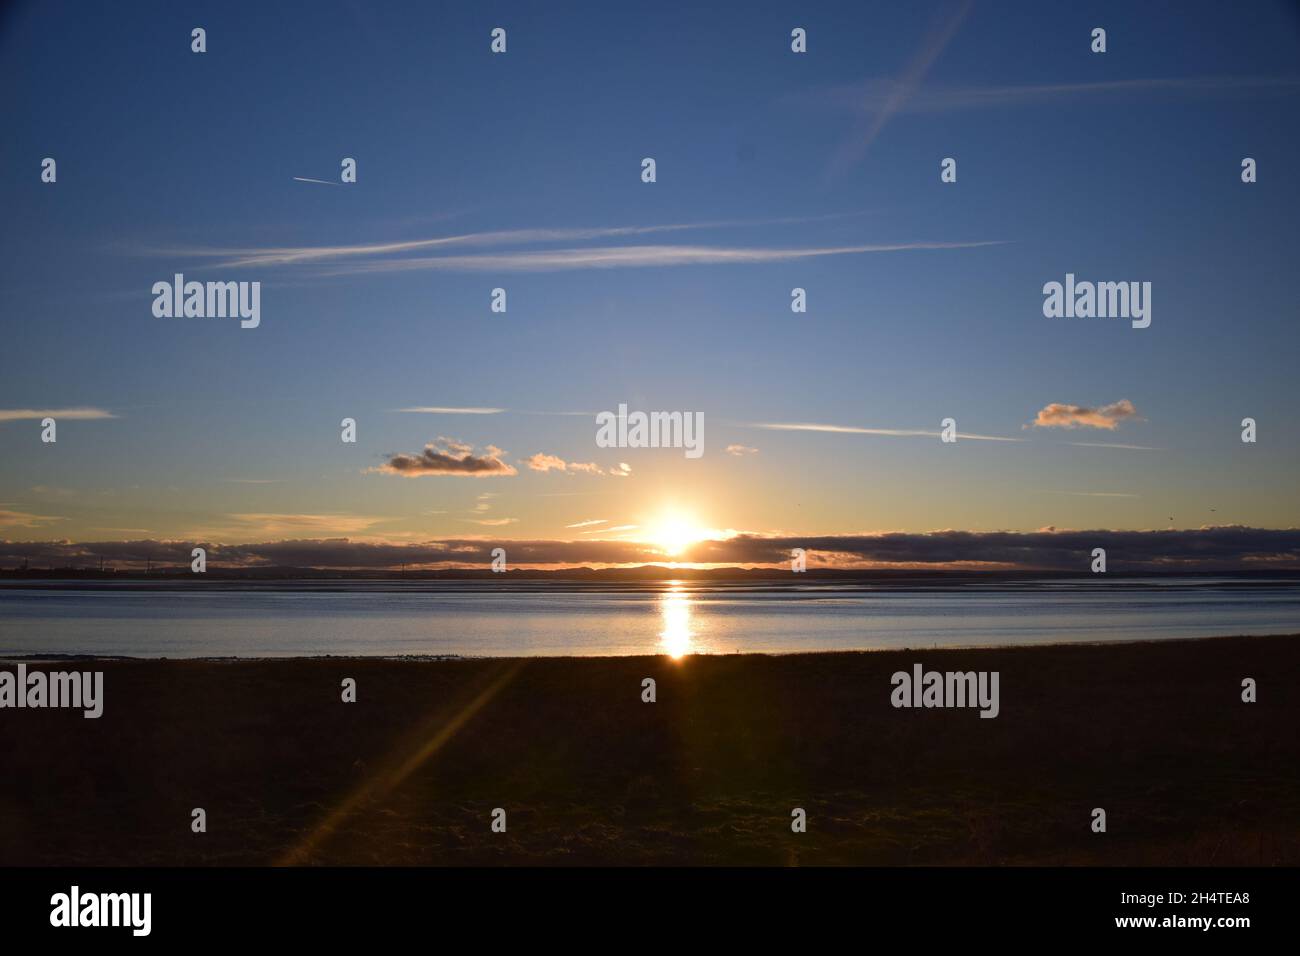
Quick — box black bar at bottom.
[0,866,1280,941]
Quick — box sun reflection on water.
[658,584,694,658]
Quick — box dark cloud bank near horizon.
[2,527,1298,572]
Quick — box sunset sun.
[648,513,705,557]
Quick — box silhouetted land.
[4,567,1299,587]
[2,634,1297,865]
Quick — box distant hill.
[3,565,1298,585]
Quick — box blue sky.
[2,0,1298,565]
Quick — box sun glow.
[647,512,706,556]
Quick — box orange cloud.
[524,453,567,472]
[1029,399,1139,430]
[523,454,631,477]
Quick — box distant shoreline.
[4,566,1299,589]
[2,630,1296,663]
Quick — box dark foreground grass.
[2,635,1298,865]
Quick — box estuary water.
[0,577,1296,658]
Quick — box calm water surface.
[1,578,1297,657]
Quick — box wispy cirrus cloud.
[143,213,874,267]
[750,422,1023,442]
[1066,441,1158,451]
[142,212,873,265]
[225,513,385,535]
[1054,491,1141,498]
[750,417,1156,450]
[311,241,1003,276]
[803,74,1300,117]
[827,0,973,175]
[137,212,1002,276]
[394,406,506,415]
[0,508,64,529]
[0,407,116,422]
